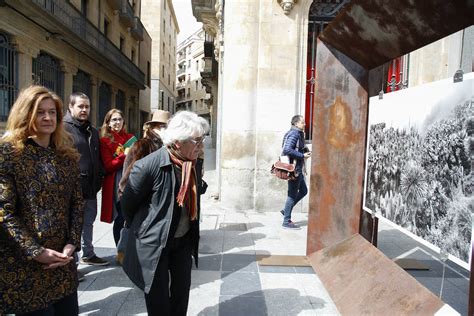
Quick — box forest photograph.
[364,75,474,263]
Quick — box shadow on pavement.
[197,288,328,316]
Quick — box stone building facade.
[140,0,178,114]
[406,27,473,88]
[0,0,151,135]
[191,0,473,212]
[176,29,211,128]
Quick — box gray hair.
[162,111,209,146]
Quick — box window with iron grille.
[0,32,17,122]
[81,0,88,17]
[32,52,64,99]
[98,81,111,124]
[104,18,110,38]
[73,70,92,98]
[116,89,125,112]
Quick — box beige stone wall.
[139,29,152,114]
[102,4,138,62]
[219,0,309,210]
[408,29,470,87]
[0,3,149,134]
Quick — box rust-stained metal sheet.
[320,0,474,69]
[308,234,446,315]
[307,39,368,255]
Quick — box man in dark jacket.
[121,111,209,316]
[281,115,311,229]
[64,92,108,267]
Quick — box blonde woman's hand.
[62,243,76,257]
[33,248,73,269]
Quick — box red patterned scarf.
[168,148,198,220]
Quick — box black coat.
[121,147,200,293]
[63,112,104,199]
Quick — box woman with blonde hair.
[99,108,135,248]
[0,85,84,315]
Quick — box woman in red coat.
[99,109,135,247]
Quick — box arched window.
[32,52,64,99]
[98,81,111,124]
[116,89,125,112]
[0,32,17,122]
[73,70,92,97]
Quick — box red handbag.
[271,159,297,181]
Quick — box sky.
[172,0,203,44]
[368,73,473,132]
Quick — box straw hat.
[145,110,170,125]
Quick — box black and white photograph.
[364,73,474,263]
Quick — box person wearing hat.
[116,110,170,264]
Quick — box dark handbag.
[199,179,208,195]
[271,158,297,181]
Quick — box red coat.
[100,130,134,223]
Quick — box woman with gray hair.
[121,111,209,316]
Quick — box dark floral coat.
[0,140,84,314]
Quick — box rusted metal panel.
[308,234,446,315]
[320,0,474,69]
[307,39,369,255]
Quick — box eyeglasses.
[110,117,123,122]
[149,123,166,129]
[189,136,206,145]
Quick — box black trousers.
[17,291,78,316]
[145,233,192,316]
[113,201,125,246]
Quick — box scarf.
[168,148,198,221]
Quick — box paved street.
[78,205,337,315]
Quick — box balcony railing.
[177,68,186,76]
[200,57,217,79]
[119,0,134,28]
[31,0,144,87]
[176,81,186,90]
[176,95,187,103]
[131,17,144,41]
[177,53,185,62]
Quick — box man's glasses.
[189,136,206,145]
